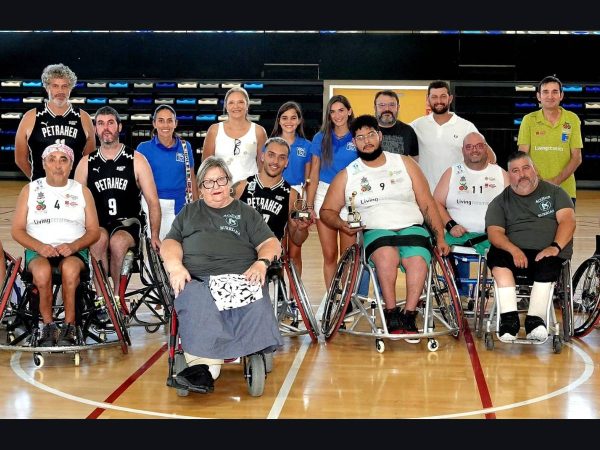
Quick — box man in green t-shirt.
[485,151,575,343]
[517,75,582,203]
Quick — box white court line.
[413,342,595,419]
[267,293,327,419]
[10,352,205,419]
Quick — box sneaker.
[38,323,59,347]
[57,323,78,346]
[400,309,421,344]
[525,315,548,341]
[499,311,520,341]
[384,307,402,333]
[95,307,110,325]
[176,364,215,394]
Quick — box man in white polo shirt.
[410,80,496,191]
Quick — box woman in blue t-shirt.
[270,101,313,275]
[307,95,357,289]
[137,105,198,240]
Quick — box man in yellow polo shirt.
[517,75,582,204]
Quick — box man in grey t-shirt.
[485,151,575,342]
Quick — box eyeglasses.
[354,131,379,143]
[201,176,229,189]
[465,143,486,151]
[233,138,241,155]
[376,102,397,108]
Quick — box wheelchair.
[0,251,130,367]
[266,247,321,343]
[481,258,573,354]
[115,230,174,333]
[165,308,270,398]
[446,241,493,338]
[320,231,464,353]
[571,235,600,337]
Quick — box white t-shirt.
[26,178,86,247]
[410,113,478,191]
[446,163,505,234]
[344,152,423,230]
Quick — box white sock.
[528,282,552,319]
[183,353,224,367]
[496,286,517,314]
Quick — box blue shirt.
[282,136,312,186]
[136,135,194,214]
[309,131,357,184]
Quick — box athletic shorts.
[25,248,89,270]
[363,226,432,272]
[103,217,142,249]
[314,180,348,221]
[486,246,565,283]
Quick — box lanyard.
[181,139,193,204]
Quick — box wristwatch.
[257,258,271,267]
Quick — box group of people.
[1,63,582,392]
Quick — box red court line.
[86,343,167,419]
[462,322,496,419]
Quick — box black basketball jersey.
[28,103,89,181]
[87,145,143,228]
[239,174,290,241]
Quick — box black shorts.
[103,218,142,249]
[486,246,565,283]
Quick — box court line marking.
[10,299,593,419]
[413,341,595,419]
[267,293,327,419]
[10,351,206,419]
[462,322,496,418]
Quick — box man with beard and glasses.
[75,106,161,299]
[433,132,509,255]
[235,137,310,247]
[517,75,582,205]
[15,63,96,181]
[410,80,496,191]
[485,151,575,342]
[373,90,419,157]
[320,115,448,341]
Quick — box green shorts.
[363,226,432,273]
[444,231,490,256]
[25,248,89,270]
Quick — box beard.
[377,111,397,126]
[357,145,383,161]
[431,103,449,114]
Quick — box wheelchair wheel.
[557,262,573,342]
[572,257,600,338]
[431,249,463,337]
[284,257,320,342]
[321,243,361,341]
[0,255,22,321]
[246,353,266,397]
[145,238,174,314]
[91,257,130,354]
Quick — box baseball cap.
[41,143,75,162]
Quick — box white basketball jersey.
[345,152,423,230]
[446,163,505,233]
[26,178,87,247]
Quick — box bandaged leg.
[525,282,552,341]
[184,353,224,379]
[497,286,519,340]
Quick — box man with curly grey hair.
[15,63,96,181]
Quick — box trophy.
[347,191,363,228]
[291,179,311,220]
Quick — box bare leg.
[28,257,53,323]
[370,247,400,310]
[59,256,84,324]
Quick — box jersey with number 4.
[87,144,142,228]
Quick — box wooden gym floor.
[0,180,599,419]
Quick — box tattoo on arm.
[423,206,443,240]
